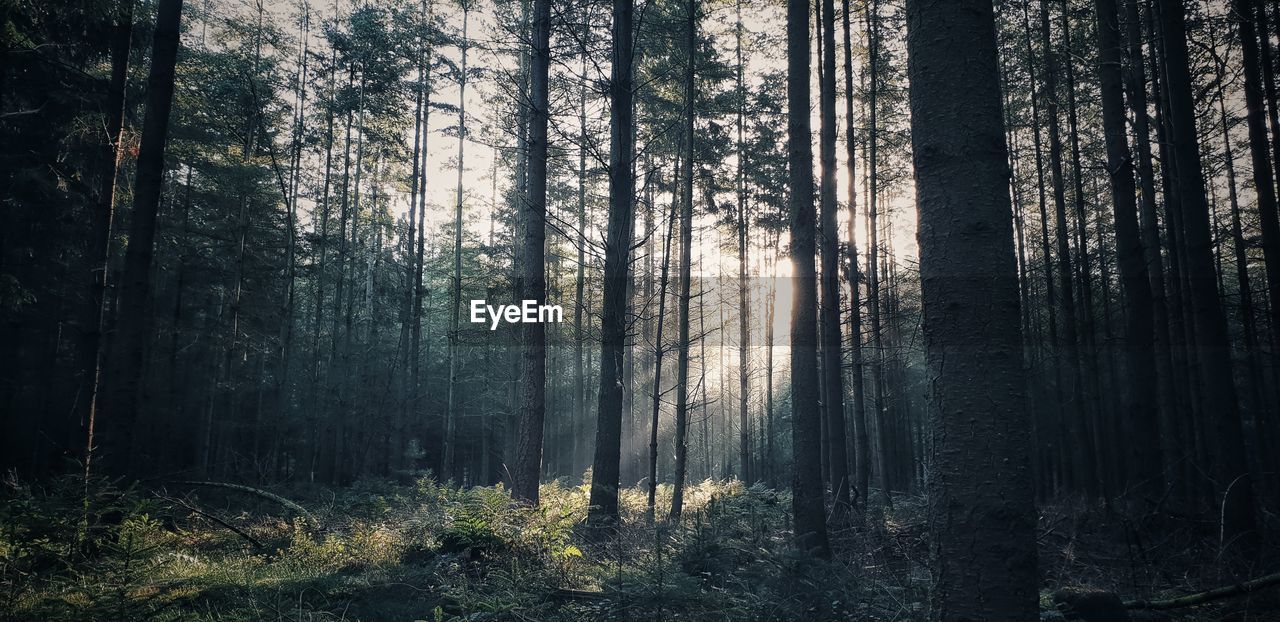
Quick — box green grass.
[1,476,910,621]
[4,476,1273,620]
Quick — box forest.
[3,0,1280,618]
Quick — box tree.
[670,0,696,521]
[444,0,471,482]
[1155,0,1256,539]
[97,0,186,477]
[1091,0,1162,498]
[818,0,850,511]
[786,0,830,559]
[841,0,870,509]
[904,0,1038,617]
[587,0,635,526]
[512,0,551,504]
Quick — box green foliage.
[3,477,899,621]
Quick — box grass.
[1,474,1275,620]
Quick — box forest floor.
[2,475,1278,621]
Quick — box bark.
[735,0,752,485]
[1253,0,1280,369]
[1155,0,1256,537]
[841,0,870,507]
[445,7,470,482]
[905,1,1038,618]
[670,0,695,520]
[818,0,849,509]
[1091,0,1163,498]
[786,0,830,559]
[513,0,551,504]
[98,0,185,477]
[647,163,679,523]
[587,0,635,525]
[81,0,134,475]
[1040,0,1095,496]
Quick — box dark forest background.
[3,0,1280,619]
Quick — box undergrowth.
[1,474,1275,620]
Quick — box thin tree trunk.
[735,0,752,485]
[1040,0,1095,496]
[670,0,696,521]
[81,0,134,477]
[444,6,470,482]
[647,163,679,523]
[840,0,869,508]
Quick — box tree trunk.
[786,0,830,559]
[817,0,849,510]
[647,164,679,523]
[840,0,869,508]
[670,0,696,521]
[445,6,470,482]
[905,1,1039,617]
[1091,0,1163,499]
[81,0,134,476]
[1040,0,1095,496]
[98,0,185,477]
[587,0,635,526]
[513,0,551,504]
[735,0,752,485]
[1155,0,1256,538]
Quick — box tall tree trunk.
[573,8,589,483]
[1040,0,1095,496]
[1022,0,1066,494]
[587,0,635,525]
[647,163,679,523]
[786,0,830,559]
[1210,35,1270,456]
[1091,0,1163,499]
[1235,0,1280,473]
[98,0,185,477]
[1155,0,1256,538]
[670,0,696,520]
[444,6,470,482]
[735,0,752,485]
[818,0,849,509]
[864,0,893,507]
[905,1,1038,617]
[1060,3,1112,498]
[410,0,434,472]
[840,0,870,508]
[1123,0,1179,493]
[1253,0,1280,373]
[81,0,134,476]
[513,0,551,504]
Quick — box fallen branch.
[1125,570,1280,610]
[168,480,320,529]
[161,495,265,551]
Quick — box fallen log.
[168,480,320,529]
[1124,570,1280,611]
